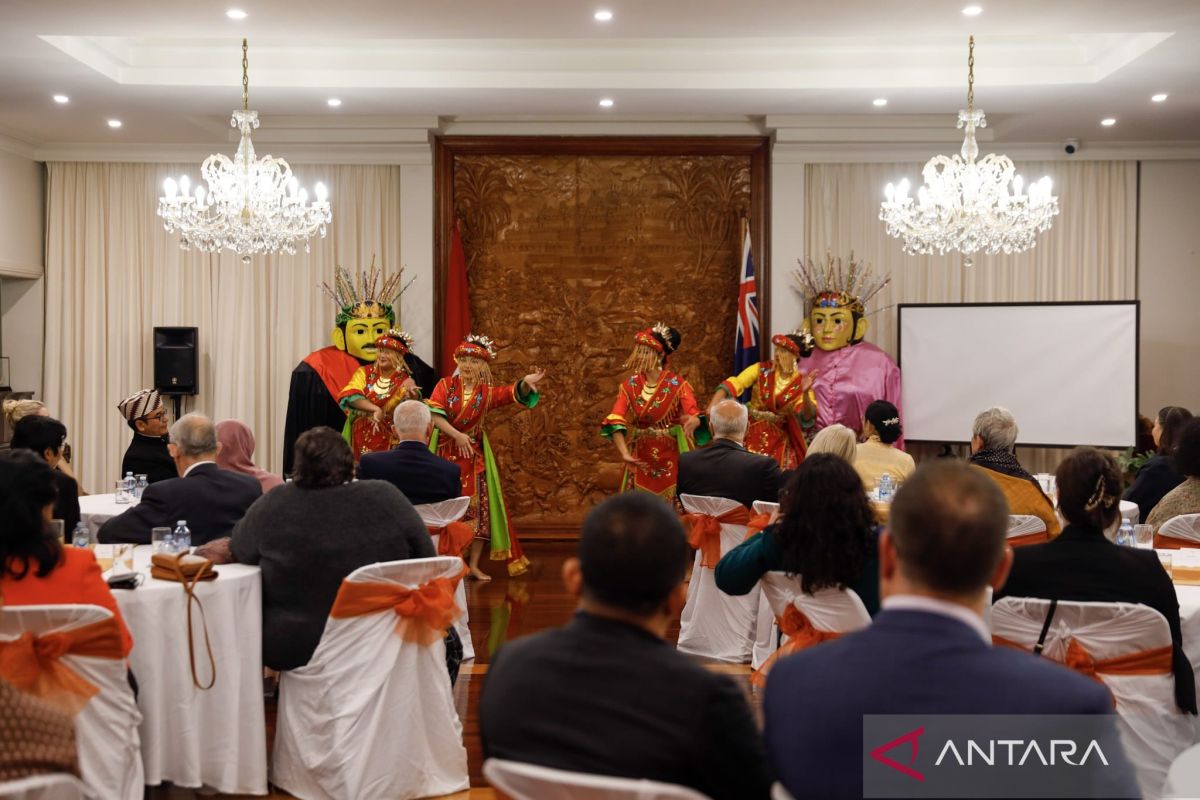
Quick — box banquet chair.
[271,556,470,800]
[749,500,780,669]
[1164,741,1200,800]
[0,605,143,800]
[991,598,1195,799]
[1007,514,1050,546]
[413,496,475,661]
[677,494,761,663]
[1156,514,1200,549]
[0,774,88,800]
[483,759,712,800]
[751,500,779,517]
[753,573,870,684]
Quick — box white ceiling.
[2,0,1199,150]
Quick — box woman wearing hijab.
[216,420,284,494]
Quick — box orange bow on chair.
[993,635,1173,707]
[0,617,125,717]
[1008,531,1052,547]
[750,606,841,688]
[330,570,467,646]
[427,522,475,558]
[682,506,764,568]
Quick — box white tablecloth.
[112,546,267,795]
[79,493,136,536]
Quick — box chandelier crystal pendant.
[879,36,1059,266]
[158,39,331,263]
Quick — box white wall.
[1138,160,1200,415]
[0,144,45,394]
[0,277,45,395]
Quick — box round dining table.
[78,492,137,537]
[107,545,267,795]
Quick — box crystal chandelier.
[879,36,1059,265]
[158,39,331,263]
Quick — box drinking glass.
[48,519,65,544]
[151,527,173,555]
[94,544,114,572]
[1133,524,1154,550]
[112,544,134,575]
[114,480,131,504]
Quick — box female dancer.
[428,334,545,579]
[338,329,420,461]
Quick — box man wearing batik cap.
[118,389,176,483]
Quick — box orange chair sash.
[1008,531,1051,547]
[744,513,772,540]
[330,570,466,646]
[0,617,124,717]
[428,521,475,558]
[1153,532,1200,550]
[682,506,753,568]
[751,605,841,688]
[992,634,1172,707]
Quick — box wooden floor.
[149,542,751,799]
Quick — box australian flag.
[732,223,761,401]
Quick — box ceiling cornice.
[0,130,37,160]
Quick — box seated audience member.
[0,451,132,656]
[806,423,857,463]
[998,446,1196,714]
[677,400,784,508]
[0,678,80,781]
[967,406,1060,536]
[480,493,770,800]
[4,399,80,485]
[357,400,461,505]
[1126,406,1192,522]
[117,389,177,484]
[217,428,435,671]
[99,413,261,545]
[764,461,1126,799]
[10,416,80,531]
[854,400,915,491]
[717,453,879,613]
[215,419,284,494]
[1147,417,1200,534]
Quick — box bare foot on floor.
[469,568,492,582]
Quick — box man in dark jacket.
[100,413,261,545]
[117,389,177,484]
[677,399,784,508]
[358,400,460,506]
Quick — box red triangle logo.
[870,726,926,782]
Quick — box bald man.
[676,400,785,508]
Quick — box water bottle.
[123,471,136,496]
[173,520,191,554]
[1117,520,1134,547]
[878,472,894,502]
[71,521,90,549]
[134,474,148,500]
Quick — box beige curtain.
[44,162,408,492]
[805,160,1137,470]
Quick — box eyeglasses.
[142,409,168,422]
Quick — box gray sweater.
[230,479,435,670]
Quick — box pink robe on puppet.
[805,341,903,447]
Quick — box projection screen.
[897,302,1138,447]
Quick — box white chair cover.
[751,592,778,670]
[1007,515,1048,537]
[1164,742,1200,800]
[0,606,143,800]
[677,495,759,663]
[0,774,88,800]
[751,501,779,517]
[483,759,712,800]
[413,497,475,661]
[991,598,1195,799]
[271,557,470,800]
[770,782,797,800]
[1160,514,1200,545]
[758,573,870,650]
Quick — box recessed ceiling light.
[107,119,122,128]
[226,8,248,20]
[594,9,613,21]
[53,94,69,104]
[599,97,614,108]
[1101,117,1117,127]
[327,98,342,107]
[961,5,983,16]
[873,98,888,107]
[1151,93,1168,102]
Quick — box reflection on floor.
[148,542,752,798]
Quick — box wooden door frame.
[432,135,772,370]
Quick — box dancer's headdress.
[633,322,681,357]
[791,253,889,315]
[770,328,815,357]
[374,329,414,356]
[455,334,497,362]
[320,257,408,327]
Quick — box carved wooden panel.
[445,144,763,533]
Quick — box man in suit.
[117,388,177,484]
[763,461,1128,800]
[99,413,261,545]
[357,400,460,506]
[677,399,784,508]
[480,493,770,800]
